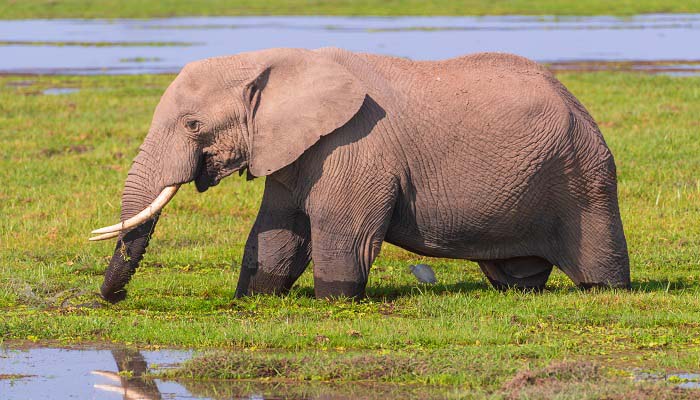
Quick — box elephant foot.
[314,279,366,299]
[478,256,553,291]
[236,269,295,297]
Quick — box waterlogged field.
[0,72,699,397]
[0,0,699,18]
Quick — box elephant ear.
[245,49,366,177]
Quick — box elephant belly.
[385,219,536,261]
[385,224,502,260]
[384,186,554,261]
[383,124,566,261]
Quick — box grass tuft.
[169,351,430,381]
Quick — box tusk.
[88,231,121,242]
[89,185,180,239]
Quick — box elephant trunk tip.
[100,286,128,304]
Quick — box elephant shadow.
[364,277,698,300]
[366,280,489,299]
[287,278,489,300]
[286,275,696,300]
[630,278,697,292]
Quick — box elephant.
[90,47,630,303]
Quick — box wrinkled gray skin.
[100,47,630,303]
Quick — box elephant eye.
[185,119,201,132]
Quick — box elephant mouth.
[194,152,249,192]
[194,153,217,193]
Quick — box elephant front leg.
[310,237,378,298]
[308,184,397,299]
[235,181,312,297]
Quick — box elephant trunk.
[99,153,167,303]
[101,219,157,303]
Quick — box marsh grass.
[0,72,699,395]
[0,0,698,18]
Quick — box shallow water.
[674,373,700,389]
[0,347,192,399]
[0,346,454,399]
[42,87,80,95]
[1,14,699,75]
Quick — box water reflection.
[0,346,191,399]
[92,348,162,399]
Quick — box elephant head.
[91,48,366,303]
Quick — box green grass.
[0,71,699,397]
[1,0,700,19]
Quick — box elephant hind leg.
[478,256,553,291]
[556,209,631,289]
[553,150,631,289]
